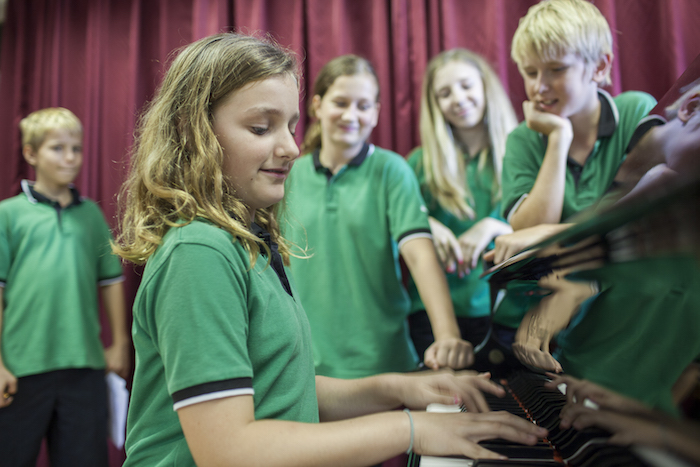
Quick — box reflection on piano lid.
[480,179,700,287]
[409,372,693,467]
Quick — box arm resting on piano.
[401,237,474,370]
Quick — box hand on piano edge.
[395,370,506,413]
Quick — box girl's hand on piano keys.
[397,371,506,413]
[412,410,548,459]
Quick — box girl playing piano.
[114,33,545,466]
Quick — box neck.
[569,90,602,145]
[32,181,73,207]
[319,142,363,174]
[454,123,488,158]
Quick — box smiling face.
[312,73,379,154]
[518,52,603,119]
[433,61,486,131]
[212,73,300,219]
[23,128,83,191]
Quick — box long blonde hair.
[113,33,299,266]
[419,48,517,219]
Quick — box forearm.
[316,374,404,422]
[401,238,459,340]
[510,131,571,230]
[181,397,410,467]
[101,282,129,346]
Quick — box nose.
[276,131,300,161]
[340,103,358,121]
[451,86,467,106]
[533,72,548,93]
[65,148,80,162]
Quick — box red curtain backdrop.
[1,1,699,465]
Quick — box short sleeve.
[383,153,431,247]
[88,204,124,284]
[501,125,547,219]
[147,242,253,399]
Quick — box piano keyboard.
[409,372,654,467]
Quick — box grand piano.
[409,178,700,467]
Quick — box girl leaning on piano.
[112,32,546,466]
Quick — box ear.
[591,53,612,84]
[371,102,381,127]
[22,144,37,166]
[677,92,700,124]
[311,94,322,117]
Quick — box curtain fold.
[1,1,698,465]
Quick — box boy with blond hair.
[0,107,130,466]
[501,0,658,230]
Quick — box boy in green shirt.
[501,0,656,230]
[0,108,129,466]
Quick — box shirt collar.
[21,179,82,207]
[597,89,618,138]
[312,143,373,172]
[250,222,293,297]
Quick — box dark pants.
[0,368,109,467]
[408,310,490,363]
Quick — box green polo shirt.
[406,147,502,318]
[0,181,123,377]
[125,220,318,467]
[501,90,657,222]
[494,90,656,329]
[283,144,431,378]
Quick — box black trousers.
[0,368,109,467]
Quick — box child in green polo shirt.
[284,55,473,378]
[405,48,516,369]
[501,0,657,231]
[488,83,700,415]
[113,33,545,466]
[0,107,130,465]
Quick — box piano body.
[408,180,700,467]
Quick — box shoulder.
[292,153,314,170]
[75,197,106,216]
[370,145,412,170]
[154,220,244,267]
[610,90,657,116]
[406,147,423,167]
[507,121,538,142]
[505,121,543,155]
[0,194,26,211]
